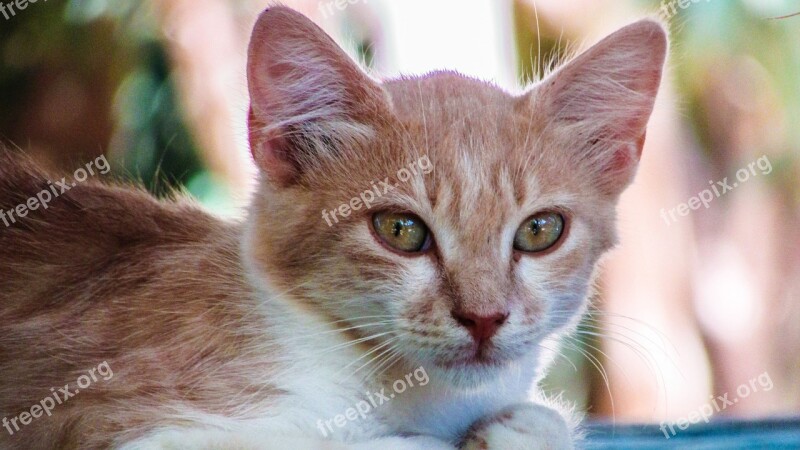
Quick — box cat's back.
[0,149,241,309]
[0,150,265,449]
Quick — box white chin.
[430,360,508,390]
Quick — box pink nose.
[451,310,509,344]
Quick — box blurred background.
[1,0,797,424]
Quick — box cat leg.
[460,403,575,450]
[120,429,455,450]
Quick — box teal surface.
[584,417,800,449]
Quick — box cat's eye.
[513,212,565,254]
[372,212,430,254]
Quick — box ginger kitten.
[0,6,667,450]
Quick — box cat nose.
[451,309,509,343]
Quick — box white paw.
[348,436,456,450]
[461,403,574,450]
[121,430,456,450]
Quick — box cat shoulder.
[0,148,235,299]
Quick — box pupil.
[530,220,541,235]
[392,221,403,237]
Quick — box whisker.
[334,334,403,381]
[351,338,405,379]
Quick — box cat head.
[243,7,667,387]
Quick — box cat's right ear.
[246,6,390,186]
[530,19,668,196]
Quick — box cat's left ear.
[531,19,668,195]
[246,6,391,186]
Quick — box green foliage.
[0,0,203,197]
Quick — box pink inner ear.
[609,127,647,169]
[247,107,298,186]
[597,131,648,195]
[635,131,647,159]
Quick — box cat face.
[244,7,667,387]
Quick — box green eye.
[513,212,565,253]
[372,212,430,253]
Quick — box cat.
[0,6,667,450]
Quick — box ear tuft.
[534,19,668,194]
[247,6,389,186]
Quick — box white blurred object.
[371,0,516,90]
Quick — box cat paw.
[351,436,456,450]
[461,403,574,450]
